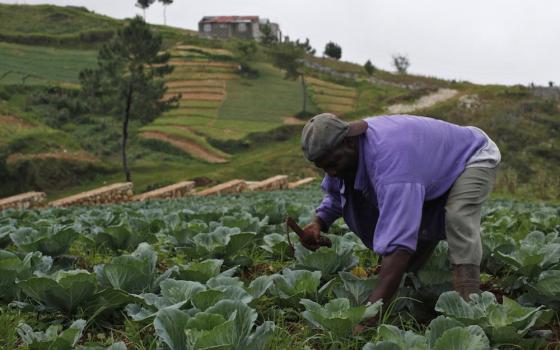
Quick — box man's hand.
[353,315,378,335]
[301,219,322,251]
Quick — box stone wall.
[49,182,133,207]
[134,181,195,202]
[0,192,46,211]
[247,175,289,191]
[196,179,247,196]
[288,177,315,189]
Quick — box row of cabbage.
[0,189,558,349]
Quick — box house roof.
[200,16,259,24]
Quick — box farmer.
[300,113,500,327]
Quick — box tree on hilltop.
[135,0,155,20]
[260,24,278,45]
[79,16,178,182]
[270,42,309,115]
[392,54,410,74]
[324,41,342,60]
[158,0,173,25]
[234,40,259,78]
[296,38,316,55]
[364,60,376,76]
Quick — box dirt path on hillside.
[141,131,229,164]
[387,88,458,114]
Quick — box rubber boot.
[452,264,480,301]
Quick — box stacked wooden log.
[0,192,46,211]
[49,183,134,207]
[133,181,195,201]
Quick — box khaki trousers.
[445,166,498,265]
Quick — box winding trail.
[387,88,458,114]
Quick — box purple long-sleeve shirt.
[315,115,486,256]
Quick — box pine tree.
[79,16,178,182]
[364,60,376,76]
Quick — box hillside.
[0,3,193,48]
[0,4,558,201]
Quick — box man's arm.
[353,249,411,334]
[354,182,425,332]
[367,249,412,305]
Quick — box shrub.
[324,42,342,60]
[392,54,410,74]
[364,60,376,76]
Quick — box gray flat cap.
[301,113,368,161]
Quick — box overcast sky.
[4,0,559,86]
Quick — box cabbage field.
[0,185,559,349]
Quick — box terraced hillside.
[140,45,240,162]
[306,76,358,115]
[142,45,318,162]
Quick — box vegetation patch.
[0,189,558,349]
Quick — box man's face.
[313,139,358,180]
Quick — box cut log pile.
[0,192,46,211]
[247,175,289,191]
[133,181,195,202]
[48,183,134,208]
[196,179,247,196]
[0,176,316,211]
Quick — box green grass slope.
[219,62,318,125]
[0,4,118,35]
[0,3,193,49]
[416,84,560,199]
[0,42,97,85]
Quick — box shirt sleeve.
[373,182,425,256]
[315,176,342,229]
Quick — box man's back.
[362,115,487,199]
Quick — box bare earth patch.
[166,87,225,95]
[283,116,306,125]
[168,73,238,81]
[0,115,35,128]
[169,61,239,69]
[164,92,225,101]
[166,80,226,88]
[141,131,229,163]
